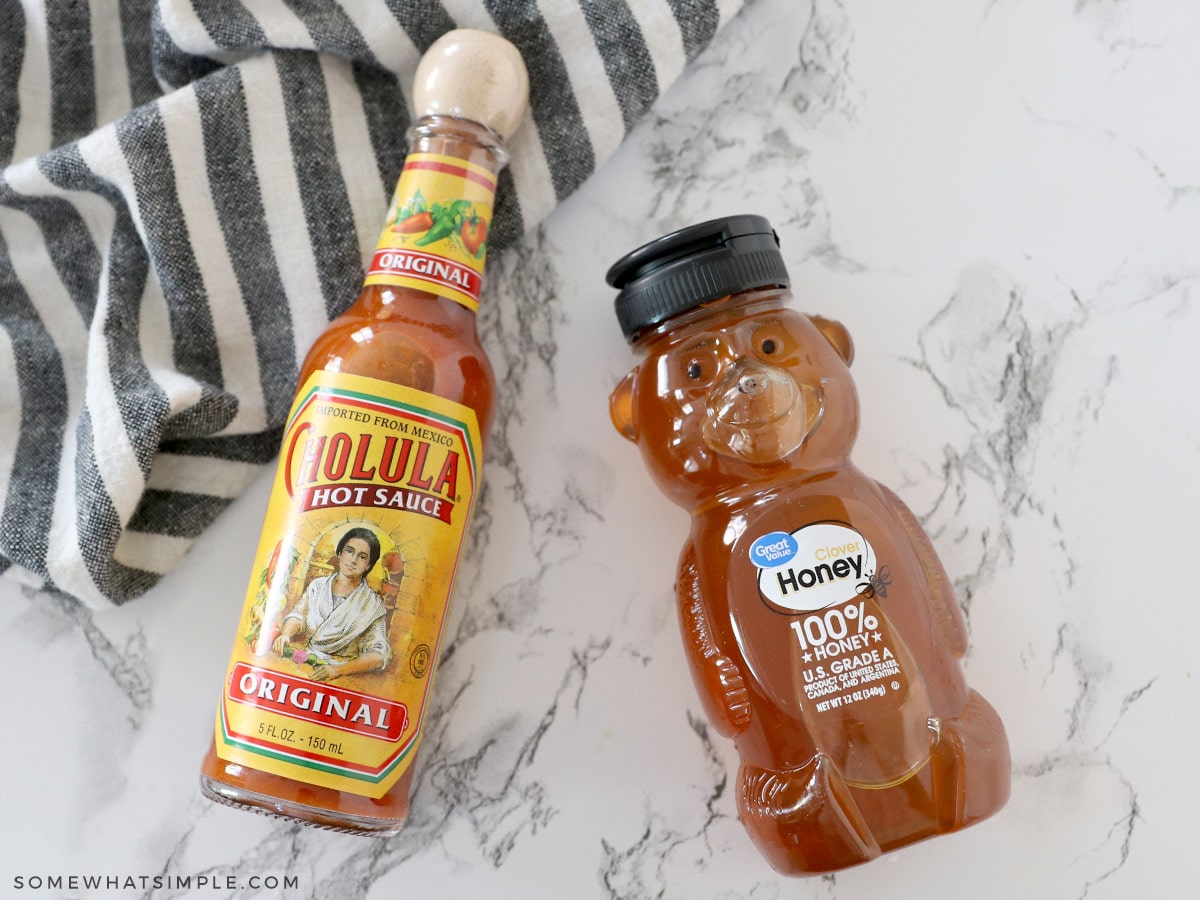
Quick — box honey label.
[750,522,912,719]
[752,522,878,613]
[749,520,931,787]
[363,151,497,310]
[213,371,481,797]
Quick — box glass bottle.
[200,30,528,836]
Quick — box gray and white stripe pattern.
[0,0,743,607]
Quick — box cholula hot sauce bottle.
[607,216,1010,873]
[200,30,528,835]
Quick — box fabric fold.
[0,0,744,606]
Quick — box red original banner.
[227,663,409,742]
[366,248,482,301]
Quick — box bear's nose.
[708,359,800,427]
[738,374,763,395]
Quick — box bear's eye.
[678,340,718,383]
[751,323,790,361]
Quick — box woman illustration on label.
[272,527,391,681]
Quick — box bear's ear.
[609,370,639,442]
[809,314,854,366]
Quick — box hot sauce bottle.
[200,30,529,835]
[607,216,1010,874]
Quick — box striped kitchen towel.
[0,0,744,607]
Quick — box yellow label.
[363,151,497,310]
[214,371,481,797]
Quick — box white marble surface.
[4,0,1198,896]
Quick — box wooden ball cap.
[414,30,530,142]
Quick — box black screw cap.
[607,214,790,342]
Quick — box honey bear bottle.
[607,215,1010,875]
[200,30,528,835]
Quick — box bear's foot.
[929,689,1012,831]
[737,754,881,876]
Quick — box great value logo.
[750,522,878,613]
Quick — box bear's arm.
[875,482,968,658]
[677,542,753,737]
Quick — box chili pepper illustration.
[414,216,457,246]
[414,200,474,247]
[393,211,434,234]
[461,215,487,256]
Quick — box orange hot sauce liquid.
[200,117,499,833]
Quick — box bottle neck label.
[364,151,497,311]
[214,370,482,797]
